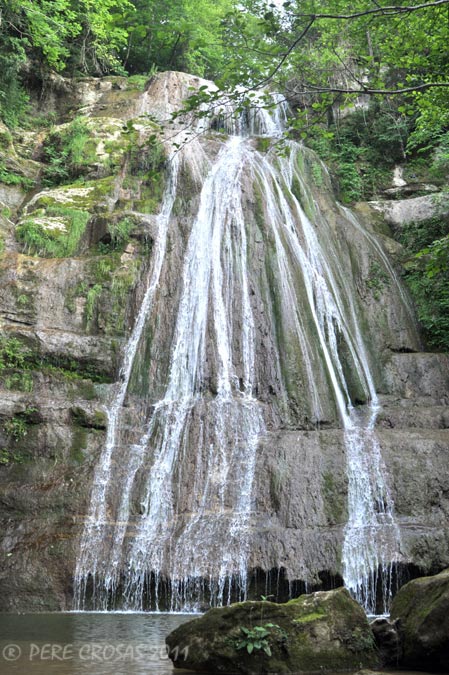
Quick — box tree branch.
[245,17,316,91]
[248,1,449,97]
[287,81,449,95]
[294,0,449,21]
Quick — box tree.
[201,0,449,147]
[123,0,234,78]
[0,0,131,124]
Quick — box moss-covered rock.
[166,588,379,674]
[390,568,449,671]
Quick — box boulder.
[370,617,400,665]
[166,587,379,673]
[366,192,449,228]
[390,568,449,671]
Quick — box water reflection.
[0,613,193,675]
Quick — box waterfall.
[249,145,403,614]
[74,79,406,614]
[73,145,181,610]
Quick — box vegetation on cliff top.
[0,0,448,349]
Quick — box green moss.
[75,380,97,400]
[366,260,390,300]
[85,283,103,327]
[255,137,271,153]
[0,335,111,383]
[290,172,315,221]
[107,263,139,334]
[253,181,266,232]
[31,176,116,214]
[311,161,323,187]
[292,610,325,623]
[71,406,107,429]
[126,75,149,91]
[106,216,134,251]
[39,356,112,383]
[2,407,38,443]
[0,128,13,150]
[322,470,346,524]
[65,281,87,314]
[134,172,165,213]
[348,626,376,653]
[70,426,87,463]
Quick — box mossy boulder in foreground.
[390,567,449,671]
[166,587,379,674]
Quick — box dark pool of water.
[0,613,439,675]
[0,612,194,675]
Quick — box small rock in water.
[370,616,400,665]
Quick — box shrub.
[400,215,449,351]
[42,117,95,186]
[16,208,90,257]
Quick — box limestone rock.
[390,568,449,671]
[366,192,449,228]
[166,588,379,674]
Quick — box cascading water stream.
[74,81,407,615]
[249,145,403,613]
[73,146,181,610]
[120,136,265,611]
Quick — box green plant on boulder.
[235,623,286,657]
[0,163,33,189]
[0,448,27,465]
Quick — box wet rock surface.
[166,588,379,674]
[252,426,449,586]
[0,71,448,610]
[370,617,400,666]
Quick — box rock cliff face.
[0,72,448,611]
